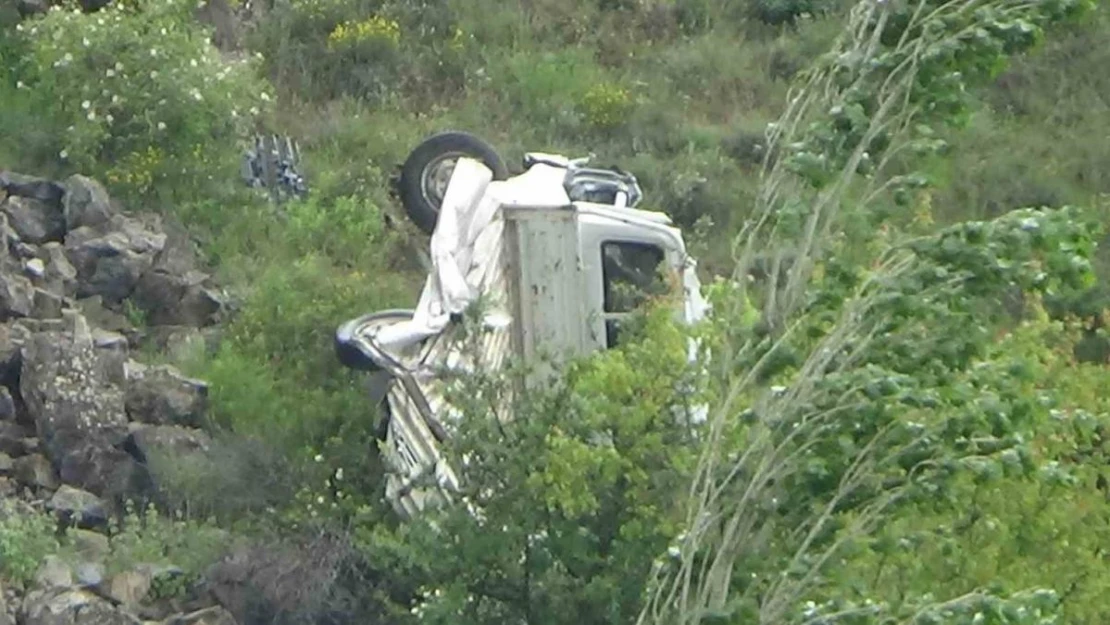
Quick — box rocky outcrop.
[0,170,231,506]
[0,171,243,625]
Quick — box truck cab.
[335,134,708,517]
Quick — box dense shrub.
[5,0,271,204]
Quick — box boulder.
[40,242,79,297]
[0,422,34,455]
[34,556,74,591]
[47,484,110,529]
[70,529,111,562]
[20,322,135,497]
[0,580,12,625]
[63,175,113,232]
[74,562,106,588]
[3,196,66,244]
[163,607,236,625]
[103,569,151,610]
[12,453,58,490]
[0,272,35,320]
[0,387,16,421]
[0,171,65,208]
[66,231,151,303]
[33,287,66,319]
[21,588,141,625]
[132,271,222,328]
[125,366,208,428]
[126,425,212,461]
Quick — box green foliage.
[97,501,231,600]
[5,0,1110,621]
[4,0,272,204]
[0,505,63,589]
[355,305,704,624]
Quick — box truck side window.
[601,241,666,347]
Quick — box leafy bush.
[0,504,64,589]
[6,0,271,204]
[580,82,635,131]
[105,501,231,593]
[356,304,706,625]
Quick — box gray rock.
[67,232,150,303]
[47,485,109,529]
[12,453,58,490]
[103,569,152,609]
[0,325,22,382]
[77,296,134,335]
[3,196,66,244]
[33,287,65,319]
[13,242,39,260]
[126,425,211,461]
[131,270,222,328]
[162,607,236,625]
[0,422,33,455]
[21,588,142,625]
[41,242,79,297]
[125,366,208,428]
[0,171,64,207]
[69,529,111,562]
[94,330,129,386]
[74,562,106,587]
[0,452,11,473]
[0,579,12,625]
[63,175,113,231]
[20,327,134,497]
[34,555,74,590]
[0,387,16,421]
[142,326,205,360]
[0,273,34,319]
[25,258,46,278]
[56,434,138,500]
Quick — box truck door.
[578,217,685,350]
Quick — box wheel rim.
[420,152,467,213]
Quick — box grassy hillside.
[3,0,1110,622]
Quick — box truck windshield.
[601,241,667,347]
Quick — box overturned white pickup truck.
[335,132,710,518]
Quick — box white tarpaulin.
[371,157,573,360]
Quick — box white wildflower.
[81,100,91,109]
[191,89,203,102]
[111,94,120,104]
[15,81,25,90]
[150,70,158,79]
[59,149,68,159]
[260,92,271,102]
[82,37,89,47]
[314,454,324,463]
[106,68,115,77]
[14,24,22,32]
[190,59,197,67]
[105,114,113,123]
[160,27,167,35]
[335,467,344,481]
[157,121,166,130]
[249,106,258,116]
[63,52,73,62]
[114,61,123,71]
[86,110,95,121]
[315,495,325,505]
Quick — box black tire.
[397,131,510,235]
